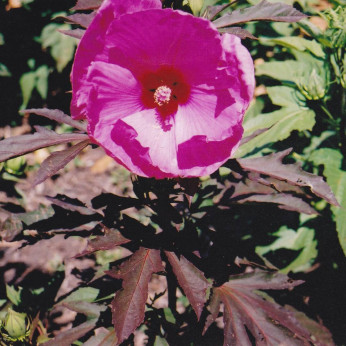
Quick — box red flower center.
[140,66,190,116]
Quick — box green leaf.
[266,86,305,107]
[0,63,11,77]
[61,287,100,304]
[260,37,325,58]
[19,71,36,110]
[6,285,22,306]
[256,60,309,83]
[237,107,315,157]
[35,65,49,99]
[188,0,204,15]
[0,33,4,45]
[256,226,318,273]
[40,23,77,72]
[309,149,346,255]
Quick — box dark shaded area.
[0,0,75,127]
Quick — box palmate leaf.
[71,0,103,10]
[237,149,338,206]
[34,139,90,185]
[218,27,257,40]
[213,0,306,28]
[165,252,211,320]
[109,248,164,344]
[25,108,87,131]
[78,225,131,257]
[62,12,97,28]
[0,126,89,162]
[203,270,322,346]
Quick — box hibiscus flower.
[71,0,255,178]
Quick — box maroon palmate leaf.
[34,140,90,185]
[218,27,257,40]
[34,139,90,185]
[237,193,317,214]
[59,28,85,39]
[165,252,210,320]
[203,3,231,20]
[203,270,317,346]
[46,195,97,216]
[84,328,118,346]
[0,126,89,162]
[71,0,103,11]
[109,248,164,344]
[213,0,306,28]
[24,108,87,131]
[78,225,131,257]
[63,12,97,28]
[237,149,338,206]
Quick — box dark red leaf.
[24,108,87,132]
[62,12,96,28]
[165,252,210,320]
[46,195,96,215]
[237,149,339,206]
[285,305,335,346]
[34,139,90,185]
[71,0,103,10]
[219,27,257,40]
[213,0,307,28]
[78,225,131,256]
[59,28,85,39]
[237,193,317,214]
[203,3,231,20]
[0,127,89,162]
[43,301,105,346]
[42,321,97,346]
[110,248,164,344]
[204,270,319,346]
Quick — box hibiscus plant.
[0,0,344,345]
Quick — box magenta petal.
[71,0,162,119]
[105,9,223,84]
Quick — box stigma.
[154,85,172,106]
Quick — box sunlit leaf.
[188,0,204,15]
[84,328,118,346]
[35,65,49,100]
[237,193,317,214]
[309,149,346,255]
[0,127,89,162]
[62,12,97,28]
[218,27,257,39]
[71,0,103,10]
[78,225,131,256]
[34,139,90,185]
[213,0,306,28]
[60,287,99,304]
[24,108,87,131]
[238,149,338,205]
[236,107,315,157]
[165,252,210,320]
[109,248,164,344]
[204,270,317,345]
[261,36,325,58]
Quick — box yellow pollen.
[154,85,172,106]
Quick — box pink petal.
[86,61,142,134]
[71,0,162,119]
[221,34,255,111]
[105,9,223,85]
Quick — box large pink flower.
[71,0,255,178]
